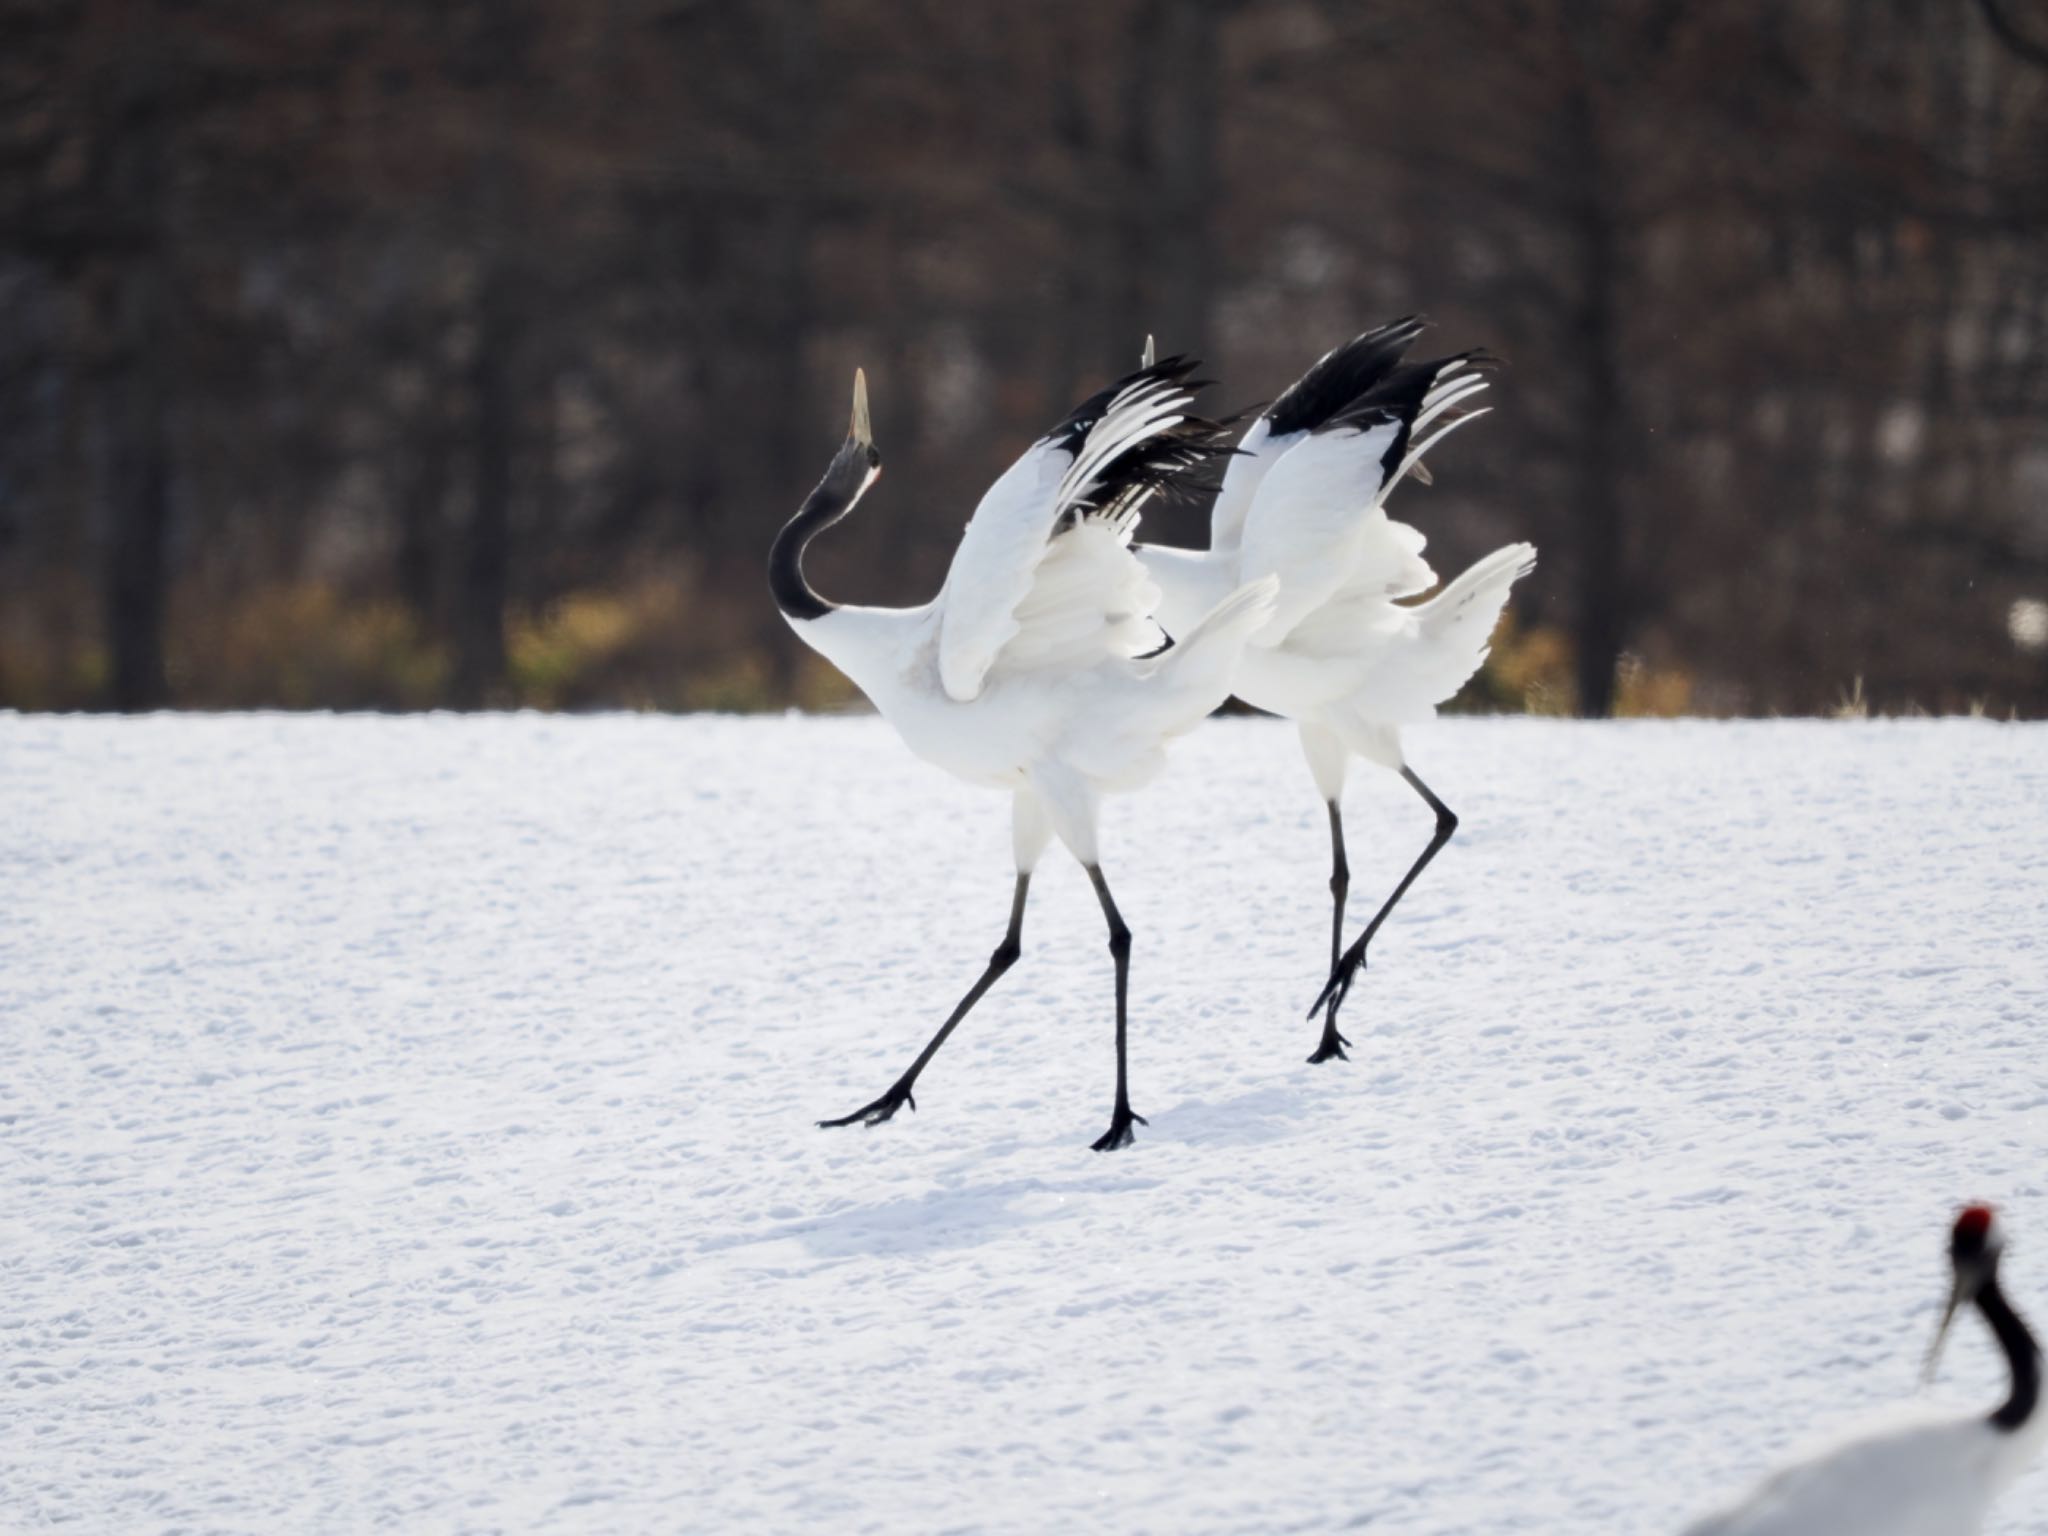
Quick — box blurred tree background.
[3,0,2046,716]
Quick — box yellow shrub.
[176,584,449,709]
[508,592,639,708]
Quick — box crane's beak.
[1141,334,1156,369]
[1410,458,1435,486]
[849,368,873,449]
[1922,1276,1966,1385]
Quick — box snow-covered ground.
[3,713,2045,1534]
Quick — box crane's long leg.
[1306,798,1353,1063]
[1086,864,1146,1152]
[1308,766,1458,1023]
[818,873,1029,1130]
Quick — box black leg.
[819,873,1029,1130]
[1085,864,1146,1152]
[1307,798,1352,1063]
[1308,767,1458,1021]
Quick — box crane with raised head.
[771,358,1276,1150]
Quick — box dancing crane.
[1134,319,1535,1062]
[771,359,1277,1150]
[1681,1204,2043,1535]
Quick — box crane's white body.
[1141,533,1532,783]
[1682,1403,2046,1536]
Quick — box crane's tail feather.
[1143,574,1281,720]
[1403,542,1536,704]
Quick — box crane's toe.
[1089,1107,1148,1153]
[817,1084,916,1130]
[1306,1024,1351,1064]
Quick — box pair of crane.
[770,318,1525,1150]
[767,321,2043,1532]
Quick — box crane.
[1134,320,1534,1061]
[771,359,1277,1149]
[1681,1205,2043,1535]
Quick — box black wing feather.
[1058,414,1239,532]
[1042,356,1238,532]
[1320,349,1500,482]
[1263,316,1428,438]
[1045,354,1203,455]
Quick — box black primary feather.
[1058,414,1239,535]
[1320,349,1500,482]
[1323,349,1499,433]
[1263,316,1428,438]
[1044,354,1204,455]
[1327,344,1490,444]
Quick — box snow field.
[2,714,2045,1533]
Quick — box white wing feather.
[936,374,1193,702]
[933,444,1067,701]
[987,518,1165,681]
[1233,420,1404,645]
[1207,418,1289,552]
[1233,357,1492,647]
[1276,518,1438,659]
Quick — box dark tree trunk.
[454,263,513,708]
[397,409,449,632]
[397,404,450,636]
[1571,187,1627,717]
[758,0,819,690]
[103,10,171,712]
[1561,16,1629,718]
[105,307,171,711]
[1114,4,1160,368]
[1152,0,1220,365]
[1115,0,1220,369]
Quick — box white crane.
[1680,1204,2044,1535]
[1133,319,1535,1062]
[770,358,1277,1150]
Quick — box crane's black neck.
[1978,1274,2041,1432]
[769,441,877,622]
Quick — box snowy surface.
[4,712,2046,1534]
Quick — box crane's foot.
[1306,1020,1351,1064]
[1090,1103,1148,1153]
[818,1081,916,1130]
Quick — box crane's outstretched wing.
[1236,350,1494,646]
[1207,316,1427,553]
[936,358,1226,701]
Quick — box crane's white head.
[1925,1204,2006,1383]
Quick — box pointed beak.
[1923,1276,1966,1385]
[1410,458,1435,487]
[849,368,873,449]
[1141,334,1156,369]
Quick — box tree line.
[3,0,2045,716]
